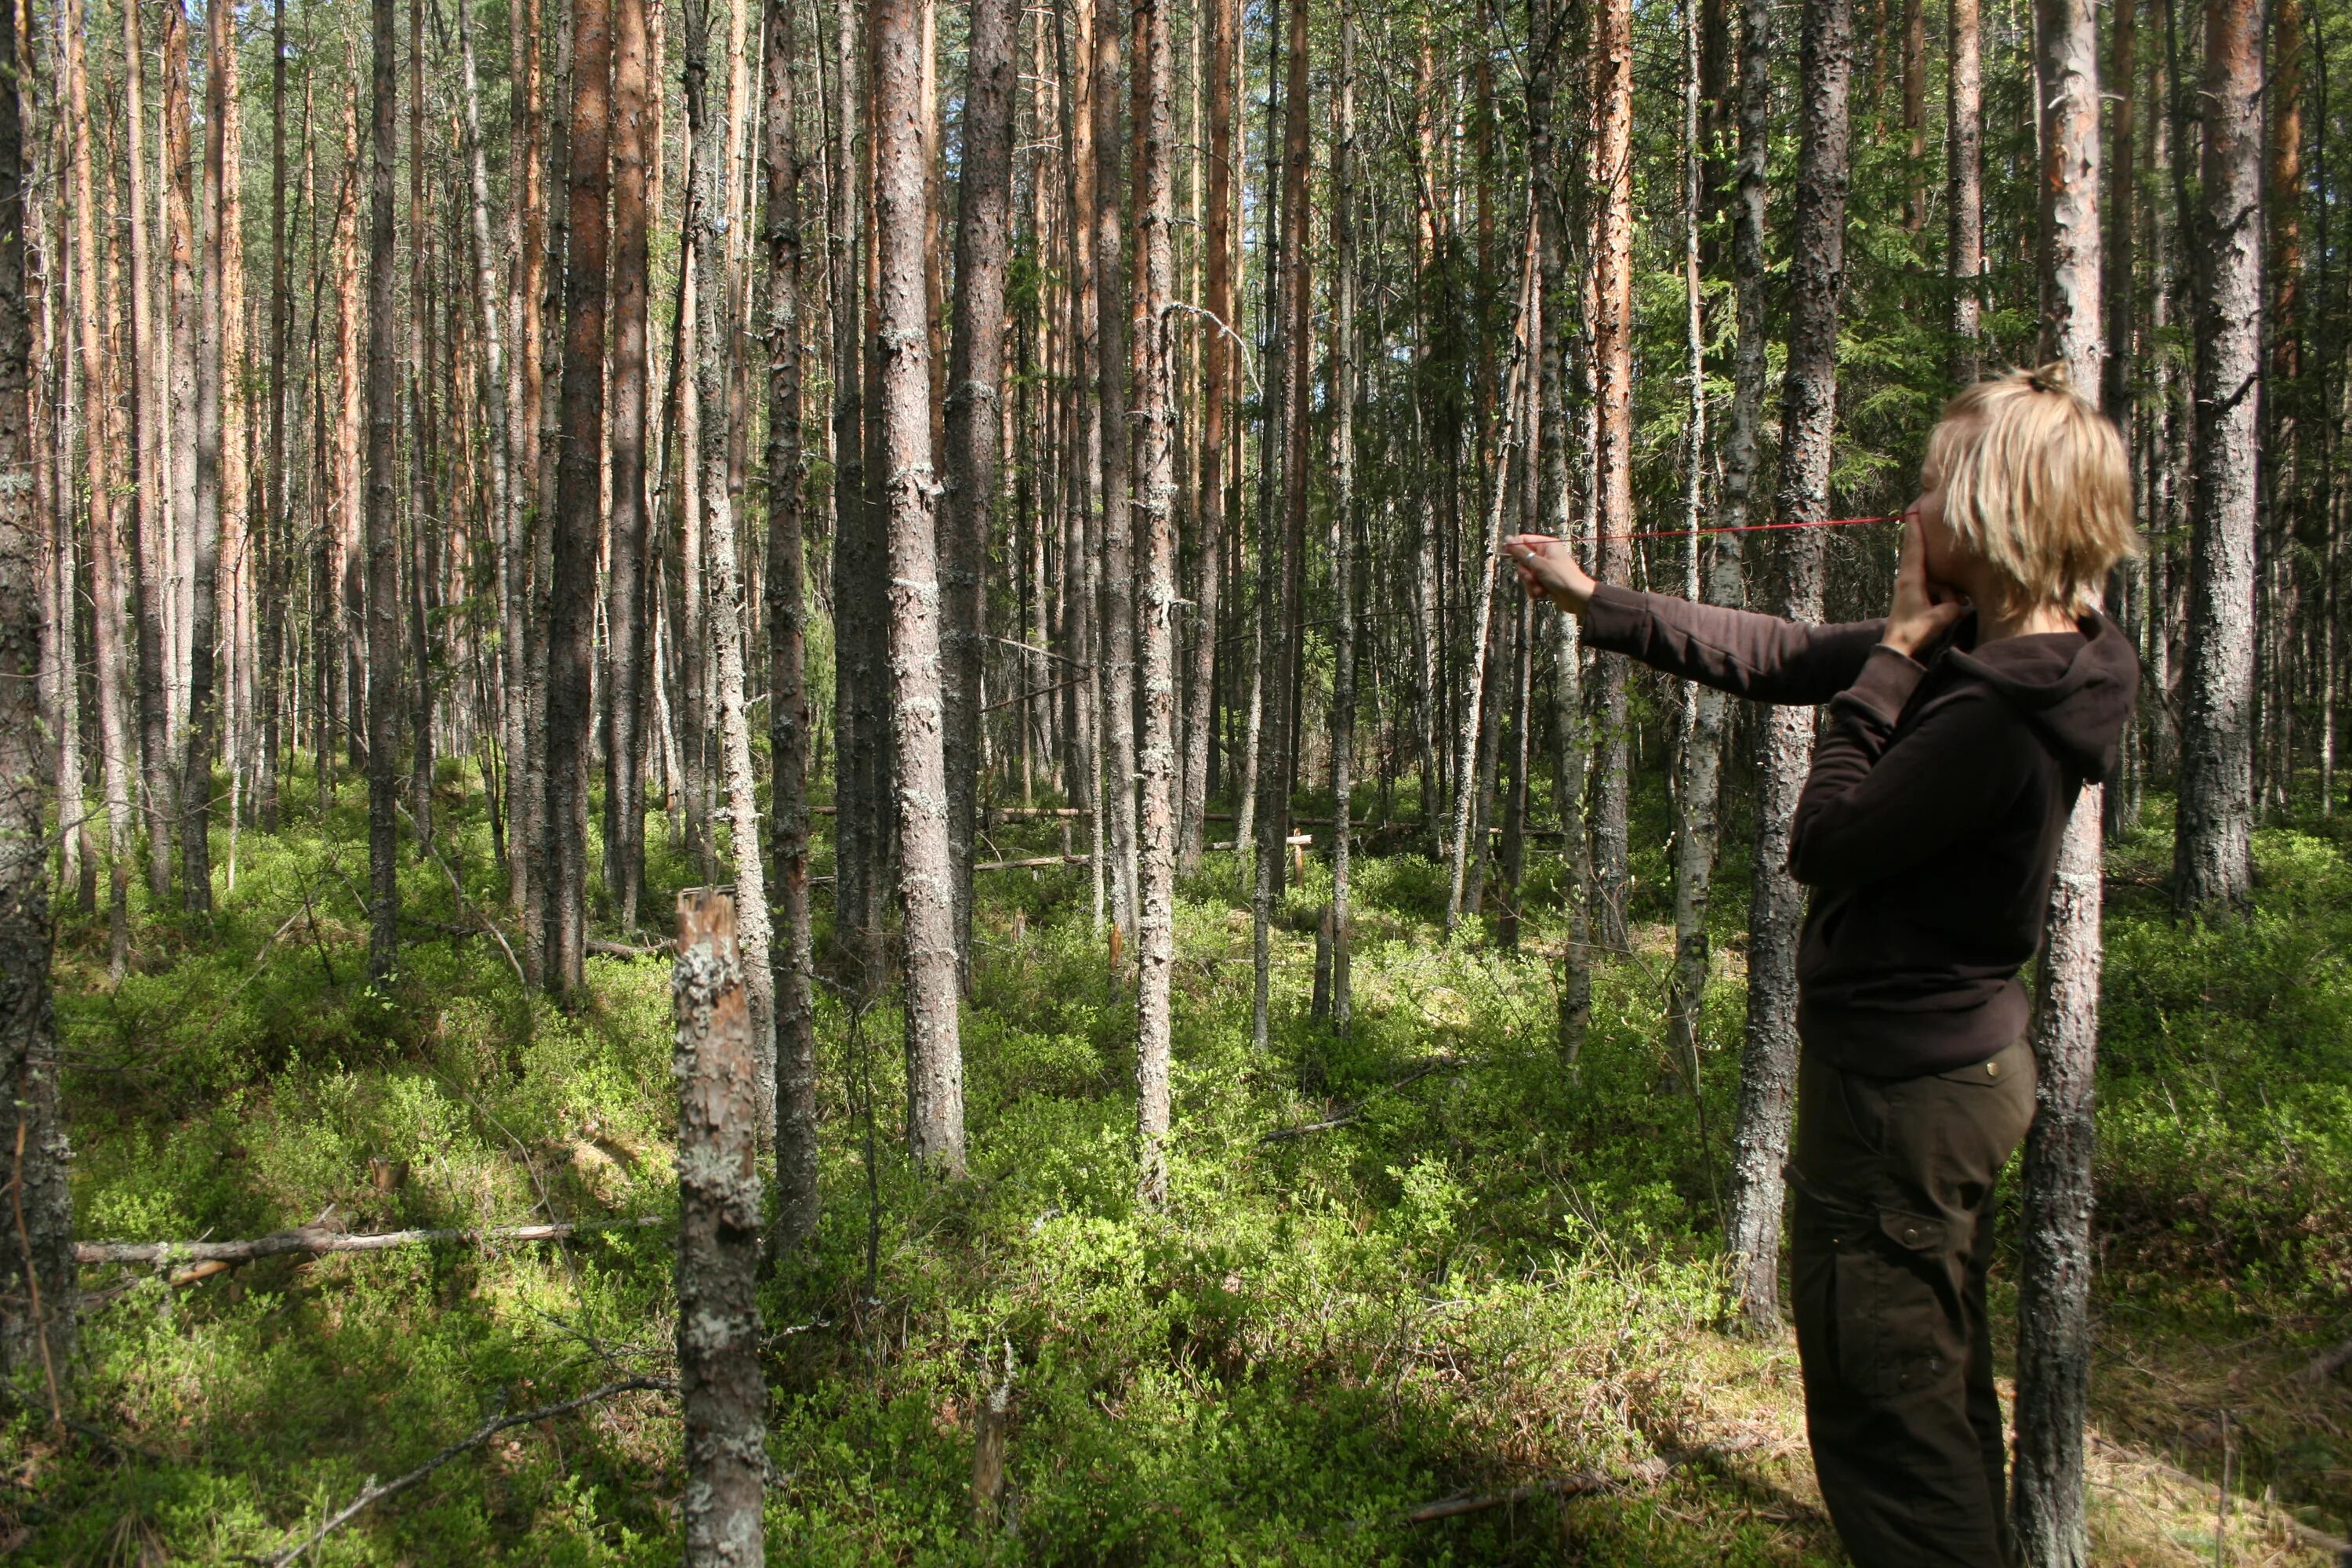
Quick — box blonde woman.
[1508,366,2140,1567]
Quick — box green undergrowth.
[5,763,2347,1561]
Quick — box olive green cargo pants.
[1788,1034,2037,1568]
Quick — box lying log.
[1403,1457,1670,1523]
[74,1215,663,1268]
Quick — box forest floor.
[5,766,2350,1564]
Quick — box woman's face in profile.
[1906,434,1969,596]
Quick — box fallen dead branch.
[75,1215,662,1269]
[260,1377,673,1566]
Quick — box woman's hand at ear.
[1504,534,1598,615]
[1882,516,1972,657]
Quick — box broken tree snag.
[672,888,767,1565]
[970,1340,1016,1530]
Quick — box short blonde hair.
[1922,365,2139,615]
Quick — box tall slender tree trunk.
[405,0,437,855]
[122,0,174,900]
[1326,2,1356,1022]
[366,0,406,980]
[830,0,884,984]
[458,0,517,891]
[2171,0,2263,914]
[1668,0,1744,1083]
[0,0,72,1406]
[2103,0,2140,835]
[546,0,614,996]
[606,0,654,931]
[2012,1,2103,1559]
[184,0,233,916]
[760,0,818,1248]
[686,0,776,1113]
[1723,0,1852,1332]
[942,0,1019,982]
[163,1,197,760]
[66,0,134,978]
[1094,0,1138,944]
[874,0,966,1175]
[1947,0,1982,382]
[260,0,289,830]
[1131,0,1178,1203]
[506,0,543,917]
[1179,0,1234,876]
[1588,0,1635,949]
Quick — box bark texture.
[942,0,1019,980]
[2171,0,2262,914]
[365,0,405,982]
[672,891,768,1566]
[546,0,612,997]
[876,0,967,1175]
[1132,0,1178,1204]
[0,0,72,1403]
[1724,0,1852,1332]
[761,0,818,1247]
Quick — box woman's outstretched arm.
[1504,532,1886,706]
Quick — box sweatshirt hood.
[1941,610,2142,782]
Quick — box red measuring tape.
[1588,513,1901,544]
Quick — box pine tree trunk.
[875,0,967,1176]
[670,891,768,1564]
[546,0,612,996]
[1178,0,1234,877]
[2103,0,2140,837]
[405,0,437,857]
[760,0,818,1248]
[2011,4,2103,1557]
[163,1,198,765]
[829,0,884,983]
[2171,0,2262,914]
[606,0,654,932]
[184,0,233,916]
[1326,2,1357,1020]
[458,0,519,893]
[684,0,776,1116]
[66,0,135,979]
[1588,0,1635,949]
[1724,0,1852,1332]
[122,0,175,901]
[1946,0,1982,381]
[0,0,72,1404]
[1667,0,1740,1082]
[1094,0,1138,944]
[506,0,543,917]
[1131,0,1178,1203]
[942,0,1019,982]
[260,0,289,831]
[366,0,405,981]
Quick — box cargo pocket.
[1832,1207,1965,1403]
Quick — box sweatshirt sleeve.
[1785,647,2037,887]
[1580,583,1887,706]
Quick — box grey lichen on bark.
[672,890,768,1566]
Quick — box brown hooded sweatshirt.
[1581,583,2140,1077]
